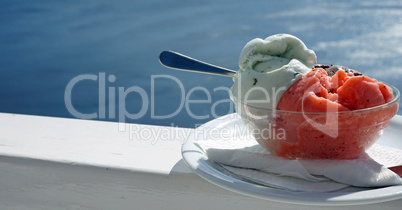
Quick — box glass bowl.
[240,83,400,159]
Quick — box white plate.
[181,113,402,206]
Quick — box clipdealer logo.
[64,73,234,132]
[63,72,341,143]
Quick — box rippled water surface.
[1,0,402,128]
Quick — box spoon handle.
[159,51,236,77]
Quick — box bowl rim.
[240,82,400,115]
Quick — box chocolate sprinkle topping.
[314,64,363,77]
[253,78,257,86]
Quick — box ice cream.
[230,34,317,118]
[277,65,394,112]
[231,34,399,159]
[272,65,397,159]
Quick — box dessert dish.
[230,34,399,159]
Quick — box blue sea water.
[1,0,402,128]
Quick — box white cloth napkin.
[195,139,402,192]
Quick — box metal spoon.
[159,51,236,77]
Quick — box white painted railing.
[0,113,401,209]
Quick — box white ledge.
[0,113,401,209]
[0,113,190,175]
